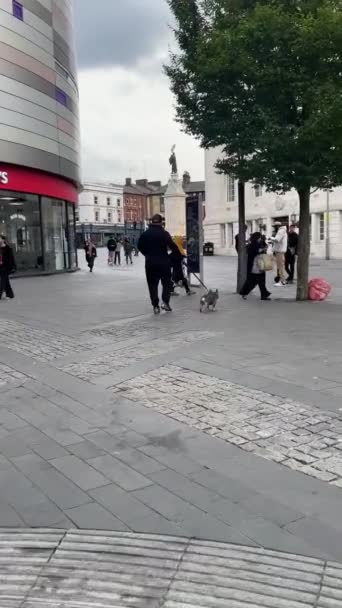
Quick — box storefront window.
[0,191,77,274]
[41,198,68,271]
[0,191,42,272]
[67,203,77,269]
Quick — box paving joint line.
[18,530,66,608]
[159,536,192,608]
[314,559,328,608]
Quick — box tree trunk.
[237,180,247,293]
[296,188,311,301]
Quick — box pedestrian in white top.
[271,222,288,286]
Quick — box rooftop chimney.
[136,179,148,187]
[148,181,162,187]
[125,177,132,186]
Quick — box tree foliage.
[166,0,342,299]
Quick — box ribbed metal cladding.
[0,530,341,607]
[0,0,80,185]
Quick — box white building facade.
[77,182,124,226]
[204,148,342,258]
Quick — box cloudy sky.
[73,0,204,185]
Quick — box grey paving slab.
[287,517,342,561]
[50,455,111,491]
[87,454,154,491]
[132,484,208,523]
[66,440,107,460]
[148,468,223,511]
[22,467,92,510]
[89,483,162,526]
[111,446,167,475]
[138,444,204,475]
[190,469,258,502]
[0,503,25,527]
[30,438,70,460]
[13,500,66,528]
[11,453,52,473]
[238,494,305,527]
[65,502,131,531]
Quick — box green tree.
[166,0,342,300]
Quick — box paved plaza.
[1,251,342,604]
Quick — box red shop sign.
[0,164,78,204]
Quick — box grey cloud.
[74,0,171,69]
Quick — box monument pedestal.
[164,173,186,236]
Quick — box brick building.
[124,179,155,223]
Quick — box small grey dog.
[200,289,219,312]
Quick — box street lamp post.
[325,189,330,261]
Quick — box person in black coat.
[0,235,16,300]
[138,214,179,314]
[240,232,271,300]
[285,225,299,283]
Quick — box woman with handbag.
[240,233,272,301]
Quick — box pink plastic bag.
[308,278,332,301]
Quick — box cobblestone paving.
[114,365,342,487]
[62,331,218,380]
[87,320,167,340]
[0,319,91,362]
[0,363,28,387]
[0,529,339,607]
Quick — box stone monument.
[164,145,186,236]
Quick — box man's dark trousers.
[146,262,172,307]
[285,251,296,281]
[0,272,14,299]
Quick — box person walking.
[107,236,117,266]
[0,235,16,300]
[114,239,123,265]
[84,239,97,272]
[235,224,248,253]
[124,238,134,265]
[138,214,179,314]
[240,232,271,300]
[271,222,288,286]
[285,225,299,284]
[170,235,194,296]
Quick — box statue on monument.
[169,144,178,175]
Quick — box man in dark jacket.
[0,235,16,300]
[107,236,117,266]
[285,225,299,283]
[138,214,179,314]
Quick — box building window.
[319,213,325,241]
[94,196,98,205]
[13,0,23,20]
[108,212,112,222]
[75,210,79,222]
[55,87,67,106]
[117,199,121,206]
[95,211,99,222]
[107,197,111,206]
[255,184,262,197]
[227,176,235,202]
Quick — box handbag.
[257,253,273,272]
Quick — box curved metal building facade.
[0,0,80,273]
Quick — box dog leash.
[183,260,209,292]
